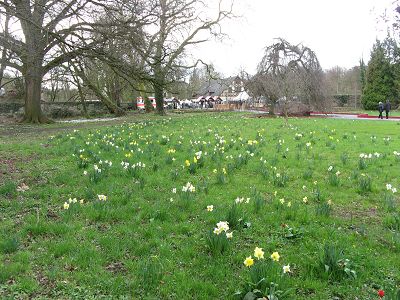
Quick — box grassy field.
[1,112,399,299]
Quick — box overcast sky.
[192,0,394,76]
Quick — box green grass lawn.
[1,112,399,299]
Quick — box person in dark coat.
[378,101,384,119]
[385,99,391,119]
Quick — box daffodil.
[270,251,280,262]
[244,256,254,267]
[63,202,69,210]
[254,247,264,260]
[98,194,107,201]
[283,264,291,274]
[185,160,190,167]
[226,232,233,239]
[207,205,214,212]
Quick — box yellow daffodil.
[270,251,280,262]
[63,202,69,210]
[207,205,214,212]
[254,247,264,260]
[185,160,190,167]
[244,256,254,267]
[193,156,198,163]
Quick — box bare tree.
[137,0,234,114]
[253,38,326,117]
[0,1,11,87]
[0,0,146,123]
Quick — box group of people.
[378,100,391,119]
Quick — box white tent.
[232,91,250,101]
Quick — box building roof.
[197,76,238,97]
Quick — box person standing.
[378,101,384,119]
[385,99,391,119]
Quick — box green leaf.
[243,292,257,300]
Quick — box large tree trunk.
[268,99,276,115]
[21,69,51,123]
[154,82,164,115]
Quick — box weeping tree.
[253,38,326,116]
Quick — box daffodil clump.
[358,173,372,194]
[77,150,89,168]
[16,183,29,192]
[159,135,170,145]
[234,197,250,204]
[393,150,400,161]
[207,221,233,255]
[179,182,196,201]
[97,194,107,201]
[121,161,146,178]
[272,169,288,187]
[165,148,176,164]
[63,197,85,210]
[88,160,112,183]
[386,183,397,194]
[294,133,303,140]
[214,167,228,184]
[358,152,380,169]
[246,139,258,152]
[239,247,292,299]
[327,165,341,186]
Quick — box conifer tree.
[362,40,396,109]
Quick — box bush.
[334,94,350,107]
[47,105,80,118]
[361,92,385,110]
